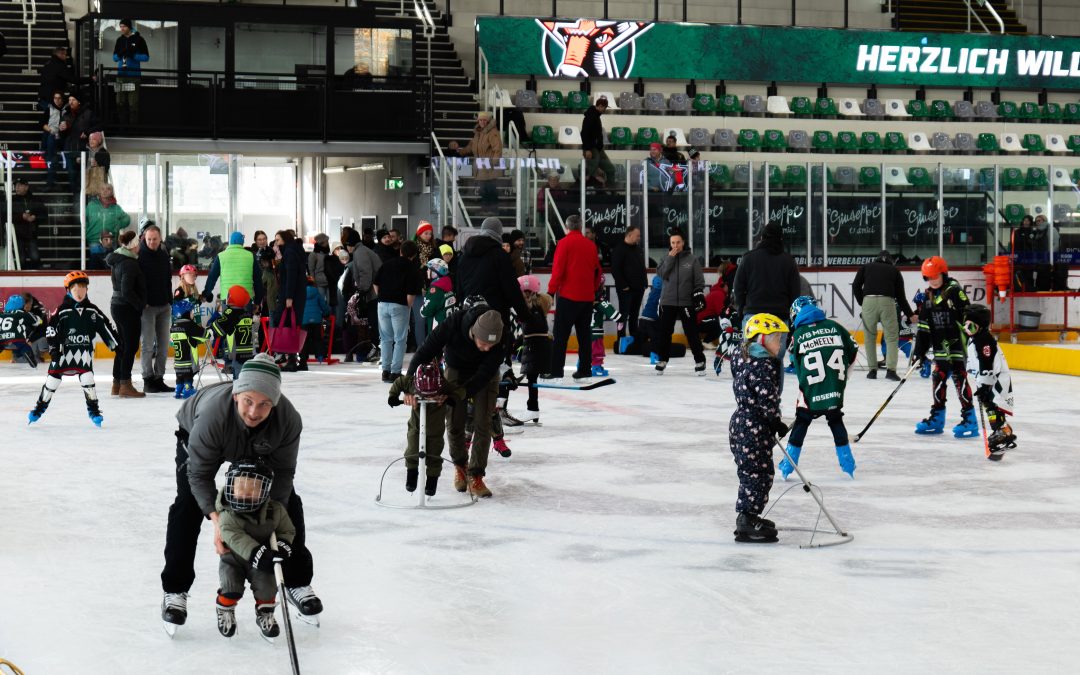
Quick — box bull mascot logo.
[537,19,652,79]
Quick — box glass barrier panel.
[940,164,993,267]
[191,27,226,72]
[235,24,327,77]
[822,162,881,266]
[238,163,297,237]
[1049,165,1077,291]
[336,28,412,78]
[766,161,810,266]
[999,164,1050,290]
[93,19,179,72]
[883,163,942,265]
[810,162,825,266]
[706,160,750,266]
[168,156,231,270]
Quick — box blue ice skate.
[89,411,103,427]
[835,444,856,478]
[920,360,932,378]
[649,352,659,365]
[618,336,634,353]
[953,408,978,438]
[174,383,184,399]
[180,383,197,399]
[915,407,946,434]
[778,444,802,480]
[27,410,43,424]
[591,365,609,377]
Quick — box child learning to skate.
[215,461,296,640]
[728,313,789,543]
[0,294,43,367]
[781,296,859,479]
[28,271,119,426]
[963,304,1016,460]
[517,274,551,424]
[421,258,456,332]
[170,298,206,398]
[911,256,976,438]
[589,277,622,378]
[388,361,464,496]
[209,285,255,379]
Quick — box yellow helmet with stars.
[744,313,789,342]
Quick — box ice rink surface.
[1,354,1079,674]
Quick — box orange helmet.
[64,270,90,289]
[921,256,948,279]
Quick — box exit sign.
[385,177,405,190]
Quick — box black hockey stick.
[533,377,616,391]
[271,534,301,675]
[851,362,919,443]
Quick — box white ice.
[1,354,1079,674]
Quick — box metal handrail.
[19,0,38,75]
[965,0,1005,34]
[544,186,567,241]
[477,47,489,112]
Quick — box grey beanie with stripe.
[232,353,283,405]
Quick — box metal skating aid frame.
[194,340,228,388]
[375,399,477,510]
[765,438,854,548]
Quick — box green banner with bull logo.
[477,16,1080,90]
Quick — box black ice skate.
[255,602,280,642]
[734,513,779,544]
[405,468,419,493]
[988,424,1016,461]
[286,585,323,627]
[424,475,438,497]
[216,600,236,638]
[161,592,188,637]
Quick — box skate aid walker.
[375,396,477,510]
[765,437,854,548]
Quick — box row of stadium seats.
[531,124,1080,155]
[511,88,1080,123]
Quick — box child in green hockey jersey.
[209,285,255,379]
[589,278,622,377]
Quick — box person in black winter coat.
[138,224,175,393]
[107,230,147,397]
[2,179,46,269]
[456,218,530,328]
[36,45,86,111]
[60,92,102,197]
[610,224,647,341]
[852,250,915,379]
[581,97,616,187]
[273,231,308,370]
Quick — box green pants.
[861,295,900,371]
[445,365,499,477]
[405,400,447,477]
[585,148,617,185]
[115,77,140,123]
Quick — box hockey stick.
[533,377,615,391]
[976,398,993,460]
[768,437,853,548]
[851,362,919,443]
[270,533,301,675]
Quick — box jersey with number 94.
[791,317,858,412]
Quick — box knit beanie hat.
[229,231,245,245]
[439,244,454,257]
[226,285,251,308]
[469,309,504,344]
[479,217,503,243]
[232,353,282,406]
[415,221,433,238]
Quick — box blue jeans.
[378,302,411,374]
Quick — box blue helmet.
[791,303,826,328]
[5,295,25,312]
[172,299,195,319]
[789,295,817,325]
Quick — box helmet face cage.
[224,463,274,513]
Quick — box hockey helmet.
[789,295,817,325]
[5,295,25,312]
[226,285,251,308]
[791,303,826,329]
[179,264,198,278]
[172,299,196,319]
[63,270,90,289]
[518,275,540,294]
[963,304,992,336]
[744,313,789,342]
[426,258,449,277]
[223,461,274,513]
[414,361,445,398]
[921,255,948,280]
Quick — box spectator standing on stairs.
[60,92,102,198]
[449,111,502,216]
[36,45,87,113]
[581,97,615,189]
[113,19,150,125]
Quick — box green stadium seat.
[1000,167,1025,189]
[809,165,834,185]
[907,167,934,187]
[907,100,930,118]
[814,97,838,117]
[1072,168,1080,184]
[1042,102,1062,121]
[929,100,953,119]
[811,130,835,152]
[1064,103,1080,123]
[859,166,881,187]
[998,101,1019,120]
[1067,135,1080,153]
[1018,101,1040,122]
[718,94,741,115]
[978,167,997,190]
[531,125,556,147]
[540,90,565,111]
[883,132,908,153]
[635,127,660,148]
[859,131,882,153]
[1026,167,1048,188]
[763,164,783,186]
[1021,133,1046,153]
[737,128,762,150]
[784,165,807,186]
[693,93,717,115]
[708,163,731,185]
[835,131,859,153]
[977,133,1000,153]
[566,90,590,113]
[791,96,813,116]
[609,126,633,148]
[1003,204,1026,224]
[761,129,787,152]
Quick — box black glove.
[201,290,214,304]
[274,541,294,561]
[976,385,994,407]
[388,395,403,408]
[692,290,706,314]
[250,544,278,571]
[770,418,790,439]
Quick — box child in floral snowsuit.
[728,313,790,543]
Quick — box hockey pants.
[931,359,972,411]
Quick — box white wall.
[323,156,434,236]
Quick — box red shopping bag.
[265,309,307,354]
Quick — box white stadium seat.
[664,128,688,147]
[594,91,618,110]
[884,166,911,187]
[884,99,910,118]
[999,133,1024,153]
[837,98,863,117]
[1046,134,1068,154]
[558,126,582,147]
[907,131,932,152]
[1051,167,1074,188]
[488,88,512,109]
[766,95,791,116]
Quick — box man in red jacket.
[546,214,601,380]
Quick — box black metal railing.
[94,67,433,143]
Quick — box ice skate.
[591,364,609,377]
[654,360,667,375]
[988,424,1016,461]
[255,602,280,641]
[835,444,856,478]
[161,592,188,637]
[499,407,524,427]
[694,360,707,376]
[571,370,592,384]
[27,400,47,425]
[216,599,236,638]
[915,407,946,434]
[424,475,439,496]
[173,383,184,399]
[453,464,468,492]
[778,444,801,481]
[953,408,978,438]
[405,468,419,493]
[518,409,541,426]
[285,585,323,626]
[733,513,778,543]
[493,439,512,458]
[180,383,196,399]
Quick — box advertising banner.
[478,17,1080,90]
